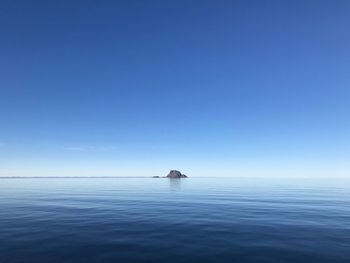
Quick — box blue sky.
[0,0,349,177]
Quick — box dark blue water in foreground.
[0,177,349,263]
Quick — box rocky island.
[166,170,187,178]
[152,170,188,178]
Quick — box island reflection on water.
[169,178,182,191]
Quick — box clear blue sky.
[0,0,349,177]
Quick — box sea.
[0,177,349,263]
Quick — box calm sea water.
[0,177,349,263]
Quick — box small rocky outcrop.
[166,170,187,178]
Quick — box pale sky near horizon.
[0,1,349,177]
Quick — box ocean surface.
[0,177,349,263]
